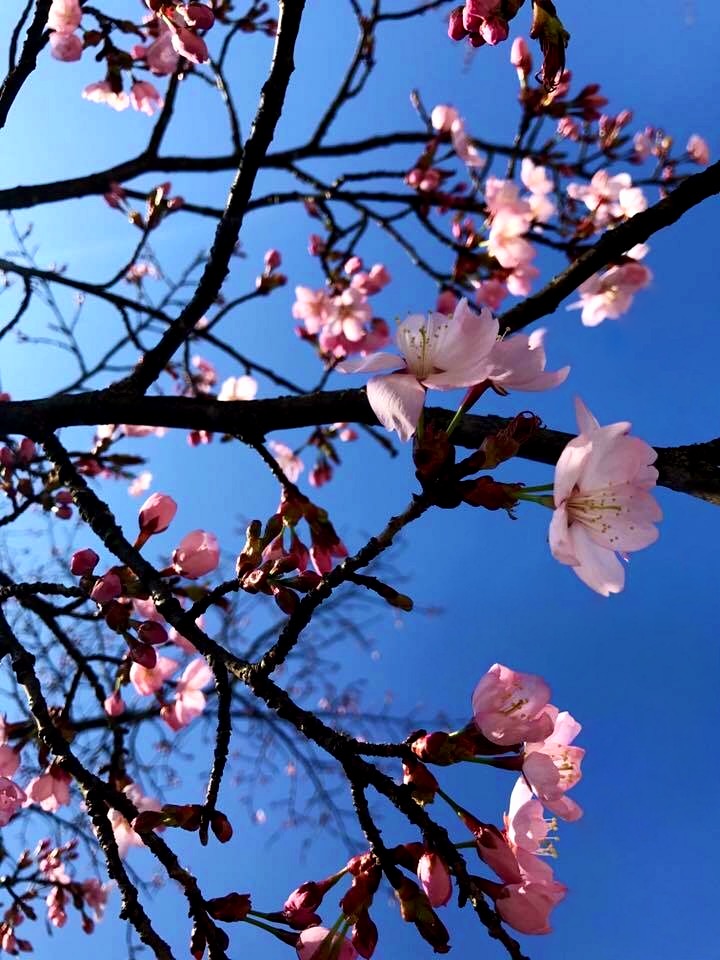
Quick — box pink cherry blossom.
[472,663,554,746]
[25,767,72,813]
[338,298,500,441]
[269,441,304,482]
[523,708,584,821]
[136,25,180,76]
[0,743,19,779]
[494,877,567,934]
[487,208,535,269]
[549,396,662,595]
[139,492,177,535]
[47,0,82,33]
[687,134,710,166]
[172,530,220,579]
[417,851,452,907]
[218,375,258,401]
[49,32,83,61]
[296,926,358,960]
[0,777,26,826]
[129,471,153,497]
[504,778,552,854]
[129,655,178,696]
[567,170,645,227]
[431,105,484,169]
[108,783,160,858]
[130,81,164,117]
[567,262,652,327]
[292,286,333,334]
[169,24,209,64]
[162,658,213,730]
[82,81,130,112]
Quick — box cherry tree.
[0,0,716,958]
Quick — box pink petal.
[366,373,426,441]
[337,352,403,374]
[567,523,625,596]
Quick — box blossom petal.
[567,523,625,596]
[337,352,403,374]
[366,373,426,441]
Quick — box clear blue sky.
[0,1,719,958]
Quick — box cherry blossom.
[504,778,552,855]
[339,298,500,441]
[130,81,164,117]
[296,926,358,960]
[172,530,220,579]
[549,397,662,595]
[108,783,160,858]
[471,663,554,746]
[47,0,81,34]
[523,708,584,821]
[567,262,652,327]
[25,767,72,813]
[218,375,258,401]
[485,329,569,393]
[269,441,304,482]
[129,655,178,696]
[161,658,213,730]
[49,32,82,61]
[0,777,26,826]
[82,82,130,112]
[494,875,567,934]
[687,134,710,166]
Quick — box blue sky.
[0,0,719,958]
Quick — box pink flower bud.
[103,691,125,717]
[510,37,531,74]
[49,31,83,61]
[0,447,15,468]
[90,572,122,604]
[128,641,157,668]
[17,438,36,465]
[264,248,282,270]
[137,621,169,646]
[447,6,467,40]
[172,530,220,579]
[344,256,363,275]
[296,927,358,960]
[139,492,177,536]
[307,234,325,256]
[55,490,73,505]
[53,504,73,520]
[417,851,452,907]
[687,134,710,166]
[480,15,508,45]
[184,3,215,30]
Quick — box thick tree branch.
[2,390,718,503]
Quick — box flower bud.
[70,548,99,576]
[137,621,168,646]
[90,572,122,604]
[138,492,177,535]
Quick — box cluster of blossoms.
[293,259,392,359]
[46,0,218,113]
[339,299,660,595]
[69,493,219,670]
[234,486,350,615]
[447,0,570,88]
[0,407,77,520]
[396,43,711,330]
[191,662,580,958]
[407,662,583,936]
[268,424,358,490]
[0,839,110,949]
